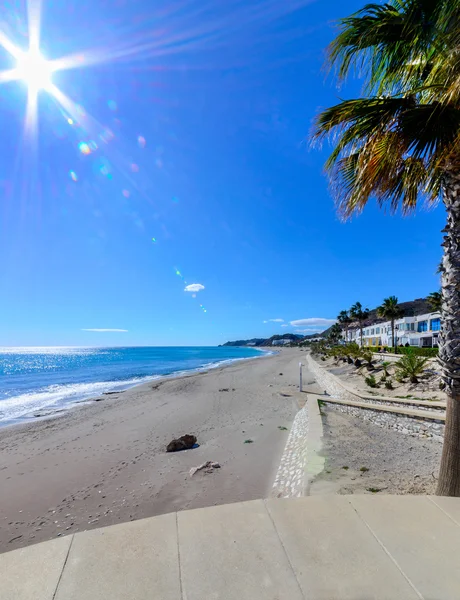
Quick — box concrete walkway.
[3,495,460,600]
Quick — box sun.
[15,49,53,92]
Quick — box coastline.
[0,346,273,429]
[0,348,310,554]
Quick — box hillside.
[221,333,304,347]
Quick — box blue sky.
[0,0,444,347]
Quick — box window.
[417,321,428,332]
[376,327,380,334]
[410,323,415,331]
[371,328,374,335]
[430,318,441,331]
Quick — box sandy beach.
[0,348,310,554]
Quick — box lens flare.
[78,142,91,155]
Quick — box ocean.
[0,346,267,426]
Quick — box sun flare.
[15,49,53,92]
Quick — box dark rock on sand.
[166,434,197,452]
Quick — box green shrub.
[381,361,391,377]
[385,379,394,390]
[365,375,379,388]
[361,350,374,370]
[395,353,430,384]
[369,346,438,357]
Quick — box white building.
[272,339,291,346]
[348,311,441,348]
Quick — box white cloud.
[281,324,289,327]
[290,318,336,329]
[263,318,284,323]
[82,328,128,332]
[184,283,205,293]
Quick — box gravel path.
[310,407,441,496]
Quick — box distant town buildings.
[348,311,441,348]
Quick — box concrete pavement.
[3,495,460,600]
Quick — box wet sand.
[0,348,310,554]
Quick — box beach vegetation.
[384,379,394,390]
[381,362,391,378]
[364,374,378,388]
[361,349,374,370]
[395,353,430,384]
[313,0,460,496]
[369,346,439,357]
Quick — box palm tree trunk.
[437,174,460,496]
[360,323,363,347]
[391,319,395,353]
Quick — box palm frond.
[329,0,452,95]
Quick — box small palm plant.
[395,353,430,384]
[381,361,391,378]
[361,349,374,371]
[344,342,359,364]
[348,342,362,367]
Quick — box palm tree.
[349,302,370,347]
[337,310,352,342]
[328,322,343,345]
[428,290,442,313]
[313,0,459,495]
[377,296,404,351]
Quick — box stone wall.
[349,396,445,414]
[322,401,444,442]
[307,355,444,442]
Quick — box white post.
[299,362,303,393]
